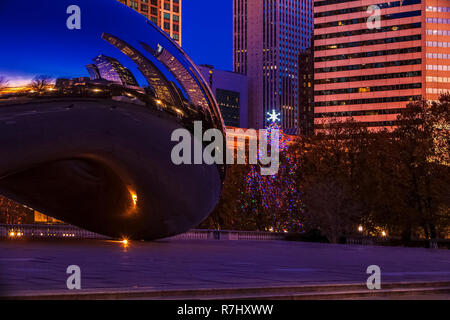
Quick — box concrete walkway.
[0,239,449,297]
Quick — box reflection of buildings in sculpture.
[141,43,209,111]
[54,75,148,105]
[102,32,180,106]
[86,55,138,87]
[55,78,75,88]
[198,65,248,128]
[55,77,91,88]
[86,64,101,80]
[140,42,225,130]
[34,211,64,225]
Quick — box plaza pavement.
[0,239,449,298]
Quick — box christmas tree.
[239,123,303,232]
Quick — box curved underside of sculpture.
[0,0,225,240]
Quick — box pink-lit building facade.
[313,0,450,130]
[234,0,314,132]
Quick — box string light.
[239,123,303,232]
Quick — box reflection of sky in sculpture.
[183,0,232,71]
[0,0,181,88]
[0,0,234,73]
[0,0,225,131]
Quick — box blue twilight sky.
[182,0,233,71]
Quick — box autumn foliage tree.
[292,120,370,243]
[292,96,449,243]
[392,95,450,241]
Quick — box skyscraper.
[117,0,182,45]
[198,65,249,128]
[298,45,314,135]
[313,0,450,131]
[233,0,314,131]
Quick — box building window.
[216,88,241,127]
[129,1,138,10]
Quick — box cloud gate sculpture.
[0,0,225,240]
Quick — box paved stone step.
[199,287,450,300]
[6,281,450,300]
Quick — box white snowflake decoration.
[266,110,281,123]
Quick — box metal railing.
[0,224,288,241]
[0,224,110,240]
[1,224,448,248]
[167,229,287,241]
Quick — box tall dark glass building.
[233,0,314,132]
[298,45,314,135]
[198,65,249,128]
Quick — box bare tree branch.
[29,75,53,93]
[0,76,9,92]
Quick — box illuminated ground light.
[8,230,23,238]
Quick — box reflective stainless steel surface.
[0,0,224,240]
